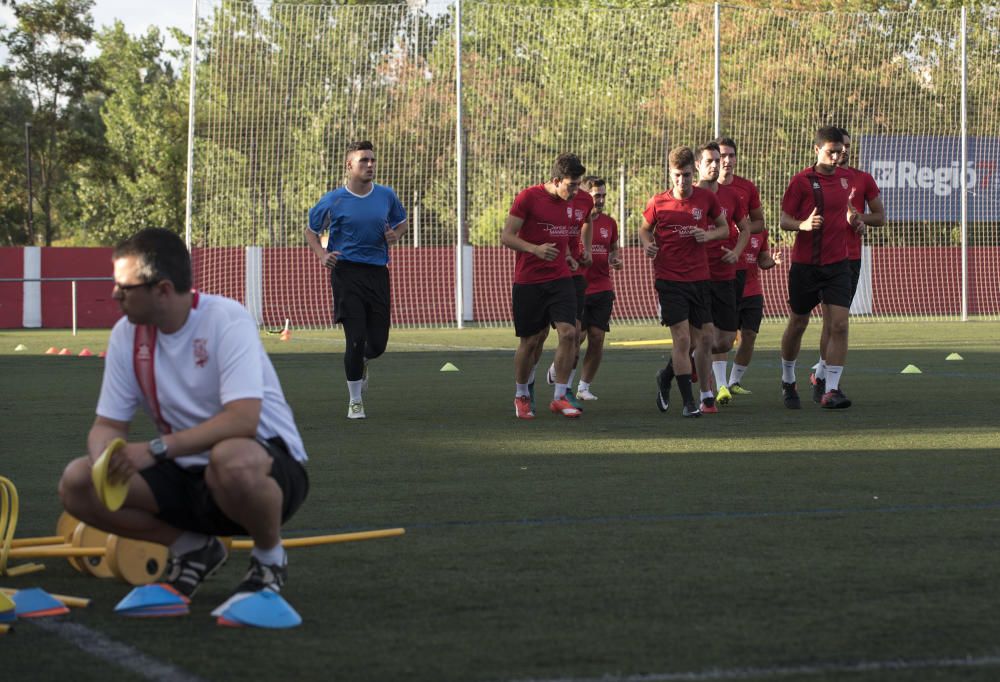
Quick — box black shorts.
[140,437,309,537]
[655,279,711,329]
[581,290,615,332]
[734,269,747,302]
[849,258,862,300]
[709,280,739,333]
[330,260,391,326]
[573,275,588,321]
[787,260,853,315]
[738,294,764,334]
[512,277,577,338]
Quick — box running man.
[726,228,779,393]
[503,153,593,419]
[695,142,753,410]
[779,126,863,409]
[59,228,309,609]
[575,175,622,401]
[307,140,408,420]
[640,146,729,417]
[811,127,885,401]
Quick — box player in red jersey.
[778,126,865,410]
[726,228,779,393]
[639,146,730,418]
[810,127,885,402]
[502,153,593,420]
[695,142,754,411]
[573,176,622,401]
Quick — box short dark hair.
[346,140,374,159]
[668,146,695,170]
[814,126,844,147]
[695,141,720,161]
[714,137,737,153]
[837,127,851,139]
[581,175,605,190]
[114,228,192,293]
[551,153,586,181]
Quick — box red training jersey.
[584,213,618,295]
[843,167,880,260]
[740,228,769,299]
[642,187,722,282]
[781,166,855,266]
[705,183,748,282]
[509,185,594,285]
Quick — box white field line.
[506,653,1000,682]
[32,619,209,682]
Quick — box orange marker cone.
[45,347,58,355]
[279,318,291,342]
[98,351,106,358]
[58,348,71,356]
[78,348,93,357]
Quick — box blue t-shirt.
[308,184,407,266]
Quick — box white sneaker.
[347,399,366,419]
[577,388,598,401]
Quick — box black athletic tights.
[343,315,389,381]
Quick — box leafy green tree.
[0,0,99,245]
[0,77,33,245]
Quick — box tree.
[0,77,33,245]
[0,0,99,245]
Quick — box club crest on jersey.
[136,343,151,361]
[841,178,849,189]
[566,207,573,218]
[692,207,703,220]
[193,338,209,368]
[574,209,584,221]
[600,227,609,239]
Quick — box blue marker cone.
[221,591,302,629]
[12,588,70,617]
[115,584,190,615]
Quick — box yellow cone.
[440,362,459,372]
[900,364,922,374]
[945,353,963,361]
[14,344,26,352]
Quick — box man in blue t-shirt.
[306,140,407,420]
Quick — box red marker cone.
[58,348,71,356]
[45,347,58,355]
[78,348,93,357]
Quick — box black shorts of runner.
[738,294,765,334]
[787,260,853,315]
[734,269,747,301]
[140,437,309,537]
[512,277,577,338]
[573,275,588,321]
[709,279,739,333]
[849,258,862,300]
[655,279,711,329]
[330,260,390,326]
[581,290,616,332]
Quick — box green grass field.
[2,321,1000,681]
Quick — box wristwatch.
[148,438,169,462]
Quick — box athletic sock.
[729,363,747,386]
[663,358,676,384]
[700,390,713,401]
[825,365,844,391]
[712,361,727,392]
[527,364,537,386]
[171,531,212,557]
[676,374,694,404]
[347,380,363,401]
[781,358,797,384]
[251,543,287,567]
[554,383,568,400]
[578,380,591,393]
[567,368,577,387]
[515,383,530,398]
[815,359,827,380]
[548,362,556,381]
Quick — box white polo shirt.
[96,293,307,469]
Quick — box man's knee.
[206,440,270,493]
[58,456,93,510]
[587,328,605,347]
[554,323,576,345]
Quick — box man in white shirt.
[58,228,309,608]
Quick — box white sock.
[516,383,530,398]
[578,380,591,393]
[567,368,577,387]
[700,390,713,401]
[251,543,287,567]
[554,382,567,400]
[815,359,827,380]
[712,361,727,391]
[527,363,538,385]
[826,365,844,391]
[170,531,212,557]
[347,380,363,401]
[781,359,797,384]
[729,363,747,386]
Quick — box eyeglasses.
[114,281,157,292]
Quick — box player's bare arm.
[385,219,409,245]
[638,217,658,258]
[747,206,766,234]
[502,214,558,261]
[781,208,822,232]
[579,215,593,267]
[700,215,730,243]
[305,227,340,269]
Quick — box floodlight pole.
[24,122,34,244]
[959,7,968,322]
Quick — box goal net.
[189,1,1000,327]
